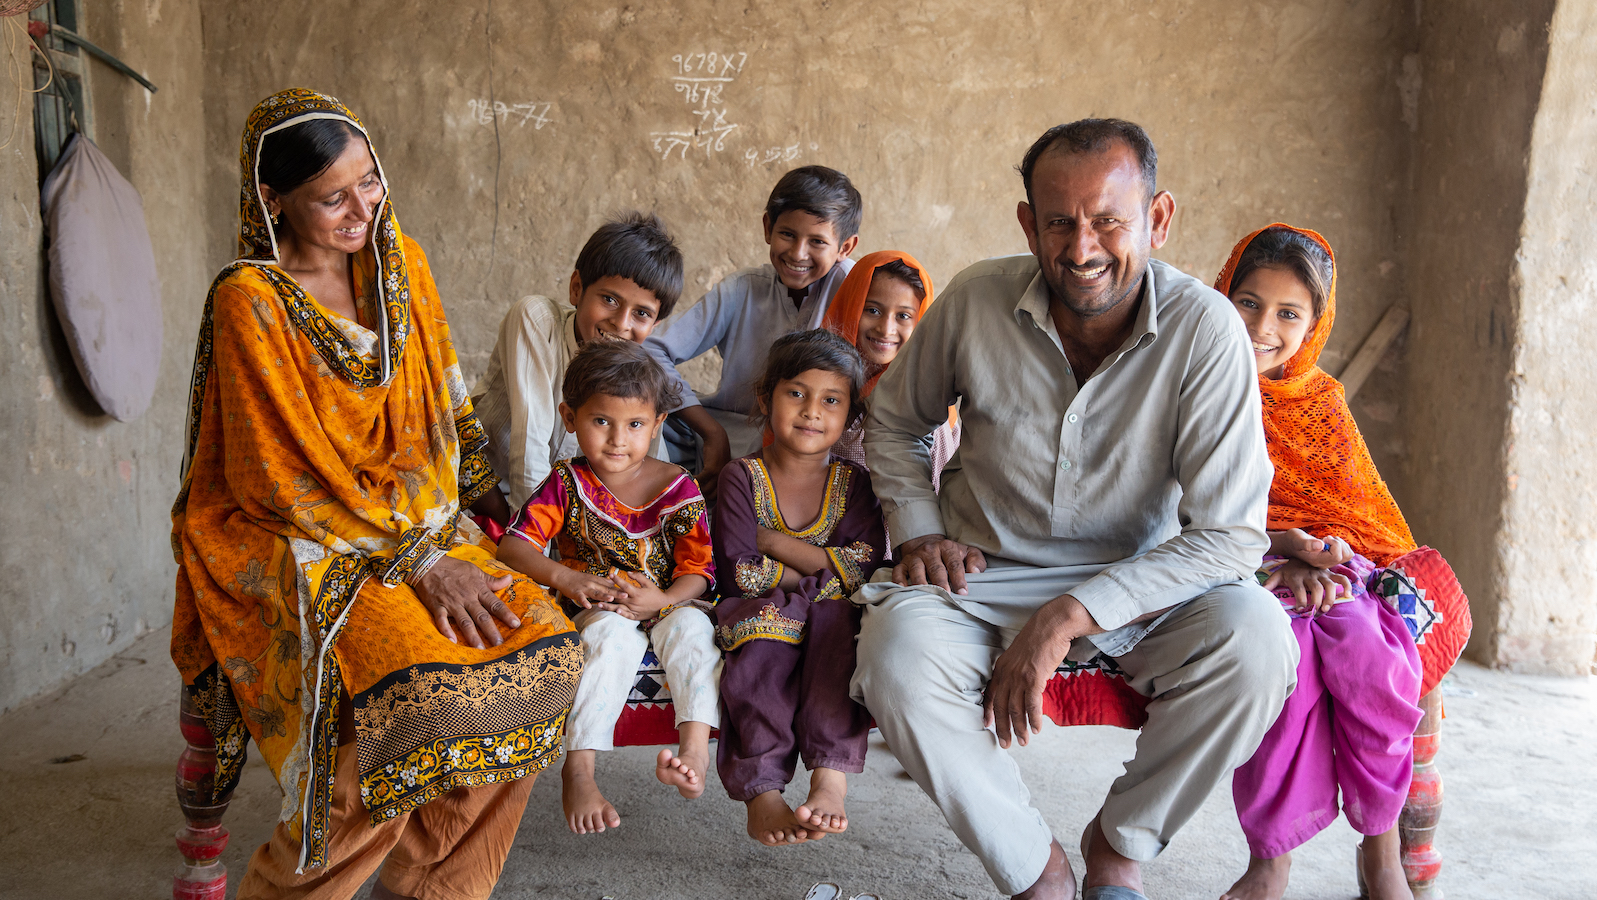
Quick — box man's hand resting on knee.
[893,534,987,594]
[984,595,1101,748]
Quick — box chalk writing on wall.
[467,99,554,130]
[649,51,749,161]
[745,142,820,168]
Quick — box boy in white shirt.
[472,212,684,516]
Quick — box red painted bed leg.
[174,690,233,900]
[1400,688,1445,899]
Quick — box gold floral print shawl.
[169,89,580,871]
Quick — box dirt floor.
[1,627,1591,900]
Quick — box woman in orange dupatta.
[1214,224,1456,900]
[818,250,959,477]
[170,89,580,900]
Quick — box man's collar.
[1014,259,1162,346]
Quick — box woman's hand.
[1264,557,1351,615]
[1277,528,1354,568]
[414,555,521,648]
[591,570,672,621]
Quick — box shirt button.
[1060,460,1072,471]
[1067,413,1079,424]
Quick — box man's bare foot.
[794,766,850,834]
[1360,828,1414,900]
[1219,854,1290,900]
[1080,813,1143,895]
[1013,839,1075,900]
[561,751,620,834]
[745,789,813,845]
[656,721,711,800]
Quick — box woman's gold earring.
[270,210,280,225]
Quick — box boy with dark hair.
[472,211,684,514]
[496,340,719,837]
[645,165,862,496]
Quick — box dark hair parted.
[1230,226,1335,320]
[873,259,925,299]
[765,165,864,242]
[575,212,686,318]
[751,329,868,431]
[1017,118,1158,210]
[258,118,364,195]
[562,340,682,416]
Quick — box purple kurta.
[712,454,887,801]
[1232,554,1423,857]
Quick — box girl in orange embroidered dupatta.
[169,89,580,873]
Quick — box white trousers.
[564,606,722,752]
[850,581,1297,895]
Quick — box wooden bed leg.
[174,690,233,900]
[1401,688,1445,899]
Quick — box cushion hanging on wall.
[40,133,163,422]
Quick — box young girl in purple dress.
[713,329,888,847]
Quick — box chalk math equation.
[649,50,750,161]
[467,99,554,130]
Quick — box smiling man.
[853,119,1299,900]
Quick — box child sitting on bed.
[645,166,862,495]
[1215,224,1423,900]
[496,340,719,836]
[712,329,887,846]
[818,250,958,481]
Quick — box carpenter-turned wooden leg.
[1400,688,1445,899]
[174,690,234,900]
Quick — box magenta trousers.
[1232,563,1423,858]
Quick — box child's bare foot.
[794,766,849,834]
[1219,853,1290,900]
[656,721,711,800]
[746,789,813,845]
[655,747,707,799]
[1360,828,1414,900]
[561,751,620,834]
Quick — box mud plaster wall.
[7,0,1575,710]
[1496,3,1597,674]
[0,0,211,713]
[198,0,1418,474]
[1398,0,1558,669]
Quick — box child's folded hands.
[1282,528,1354,569]
[554,567,625,609]
[1265,557,1351,615]
[597,570,673,620]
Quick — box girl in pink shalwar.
[1214,225,1424,900]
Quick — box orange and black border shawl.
[170,89,580,871]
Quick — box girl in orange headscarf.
[1214,225,1423,900]
[819,251,958,478]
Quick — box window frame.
[29,0,94,178]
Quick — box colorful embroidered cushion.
[1371,546,1472,698]
[612,650,1150,747]
[613,646,720,746]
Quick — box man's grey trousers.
[850,580,1298,895]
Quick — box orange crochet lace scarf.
[1215,224,1416,565]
